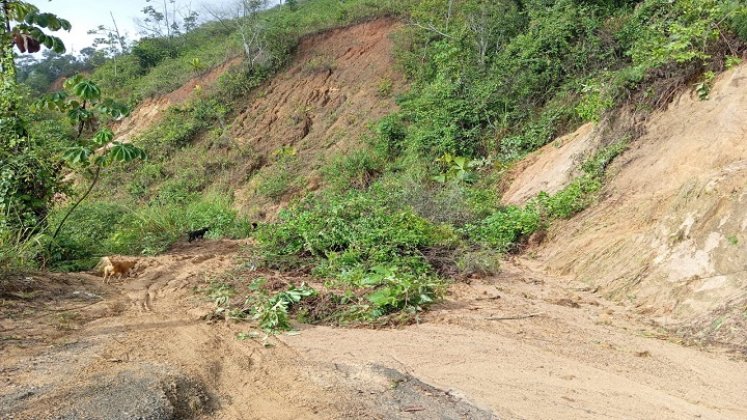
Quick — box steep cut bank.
[510,64,747,350]
[231,18,405,214]
[233,18,403,156]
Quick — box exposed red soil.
[231,18,405,158]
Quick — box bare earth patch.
[2,241,746,419]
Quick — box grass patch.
[46,192,252,270]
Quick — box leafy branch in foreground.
[1,0,70,57]
[1,0,70,235]
[36,76,146,240]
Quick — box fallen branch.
[22,299,104,312]
[486,312,544,321]
[409,21,453,39]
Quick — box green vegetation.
[3,0,747,329]
[255,189,453,320]
[48,192,251,270]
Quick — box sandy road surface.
[2,240,745,419]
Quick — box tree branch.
[409,20,453,39]
[51,165,101,240]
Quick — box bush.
[47,202,128,270]
[539,175,601,219]
[216,65,267,99]
[256,163,298,203]
[255,190,455,318]
[137,98,228,156]
[322,148,385,190]
[402,180,497,227]
[375,115,407,158]
[110,193,251,256]
[131,37,182,69]
[463,205,543,251]
[0,229,44,273]
[46,193,251,268]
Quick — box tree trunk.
[51,166,101,240]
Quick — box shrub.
[377,77,393,97]
[216,65,267,99]
[256,164,298,203]
[131,37,182,70]
[463,205,543,251]
[540,139,628,219]
[137,98,228,156]
[538,175,601,219]
[0,228,44,273]
[322,148,385,190]
[111,193,251,256]
[454,248,502,277]
[47,202,128,270]
[402,180,496,227]
[46,193,251,268]
[375,115,407,158]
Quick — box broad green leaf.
[73,80,101,100]
[62,147,91,165]
[368,288,395,307]
[92,129,114,146]
[9,2,38,20]
[64,75,83,90]
[97,98,130,120]
[107,142,146,164]
[67,107,93,123]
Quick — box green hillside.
[2,0,746,327]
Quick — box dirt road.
[2,240,746,419]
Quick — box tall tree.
[204,0,271,68]
[137,0,200,40]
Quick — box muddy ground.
[2,239,746,419]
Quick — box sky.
[28,0,237,54]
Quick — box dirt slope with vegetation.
[112,57,245,141]
[232,18,403,157]
[5,0,747,418]
[509,64,747,350]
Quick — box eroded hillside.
[106,19,405,219]
[232,19,403,157]
[231,18,405,214]
[507,65,747,350]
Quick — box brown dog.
[97,256,138,284]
